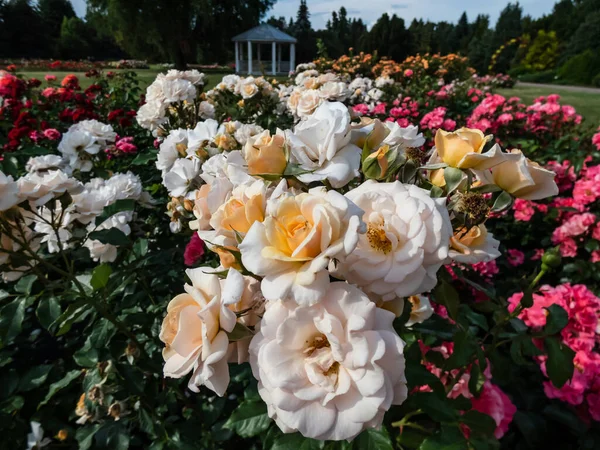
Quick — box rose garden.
[2,1,600,449]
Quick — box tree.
[57,16,91,59]
[0,0,46,58]
[467,15,492,73]
[522,30,559,71]
[453,12,471,54]
[492,2,523,73]
[85,0,274,67]
[289,0,315,63]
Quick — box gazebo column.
[257,44,261,73]
[278,43,282,73]
[290,43,296,73]
[247,41,253,75]
[271,42,276,75]
[234,42,240,73]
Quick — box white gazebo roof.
[232,24,297,44]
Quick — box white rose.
[287,101,361,188]
[84,212,132,263]
[156,129,189,174]
[249,281,407,441]
[366,88,383,102]
[58,129,101,172]
[71,120,116,145]
[18,170,82,206]
[296,89,323,118]
[448,224,501,264]
[375,75,394,88]
[335,180,452,301]
[71,179,116,224]
[234,123,264,146]
[0,171,20,211]
[187,120,220,156]
[201,151,253,186]
[159,268,259,395]
[239,187,365,305]
[25,155,70,175]
[33,201,74,254]
[319,81,349,101]
[105,172,143,201]
[163,158,201,198]
[383,122,426,148]
[136,101,167,132]
[161,78,197,104]
[198,101,215,119]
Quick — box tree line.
[1,0,599,84]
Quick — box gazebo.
[232,24,297,75]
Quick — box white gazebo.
[232,24,297,75]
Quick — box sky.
[69,0,557,30]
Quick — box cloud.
[391,3,409,9]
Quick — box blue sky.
[69,0,556,30]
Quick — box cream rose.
[287,101,361,188]
[198,179,268,250]
[159,268,259,396]
[296,89,323,118]
[239,186,365,306]
[249,282,407,441]
[335,180,452,301]
[404,295,434,327]
[474,149,558,200]
[189,177,233,231]
[448,224,501,264]
[243,130,288,176]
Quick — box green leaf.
[461,410,497,435]
[96,422,130,450]
[76,425,101,450]
[270,432,323,450]
[91,264,112,290]
[15,274,37,294]
[95,199,136,226]
[139,408,156,436]
[39,370,81,407]
[542,304,569,335]
[405,361,445,394]
[74,343,99,367]
[132,150,158,165]
[443,167,464,193]
[20,145,52,156]
[0,299,26,345]
[445,330,478,370]
[18,364,53,392]
[434,281,460,320]
[227,323,254,342]
[90,319,116,348]
[89,228,130,246]
[36,296,61,330]
[411,392,458,422]
[224,400,272,438]
[283,163,312,177]
[545,336,575,388]
[491,191,513,212]
[0,395,24,413]
[352,428,394,450]
[419,426,468,450]
[52,300,91,336]
[420,162,448,170]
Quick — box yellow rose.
[450,225,488,254]
[244,130,287,176]
[219,191,265,234]
[475,149,558,200]
[435,128,492,168]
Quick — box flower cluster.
[150,67,559,440]
[509,284,600,421]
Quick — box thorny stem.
[1,216,145,352]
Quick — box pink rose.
[471,382,517,439]
[43,128,61,141]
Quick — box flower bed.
[1,57,600,449]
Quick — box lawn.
[498,84,600,125]
[19,69,289,91]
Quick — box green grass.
[19,69,288,91]
[498,85,600,125]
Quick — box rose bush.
[0,56,599,450]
